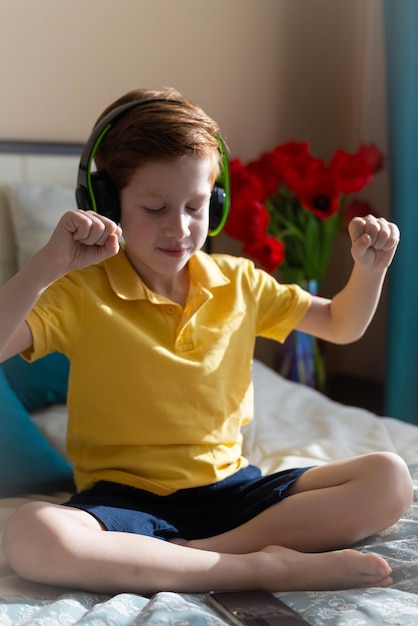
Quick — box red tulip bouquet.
[225,141,384,387]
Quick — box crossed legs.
[187,452,412,553]
[3,452,413,594]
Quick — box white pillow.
[31,404,70,463]
[5,183,77,267]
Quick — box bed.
[1,141,418,625]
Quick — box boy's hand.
[349,215,400,270]
[42,210,122,275]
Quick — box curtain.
[384,0,418,423]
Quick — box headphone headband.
[76,98,230,236]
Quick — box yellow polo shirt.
[25,249,311,495]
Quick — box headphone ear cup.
[209,185,227,234]
[90,172,121,223]
[75,184,91,212]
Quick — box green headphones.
[76,98,230,236]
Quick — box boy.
[0,88,413,594]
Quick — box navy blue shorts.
[64,465,311,541]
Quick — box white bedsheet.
[246,359,418,471]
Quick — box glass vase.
[278,280,326,390]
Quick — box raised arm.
[296,215,400,344]
[0,210,121,362]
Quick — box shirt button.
[166,305,175,314]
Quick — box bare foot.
[259,545,392,591]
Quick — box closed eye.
[143,206,166,214]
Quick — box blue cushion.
[1,352,69,411]
[0,367,74,497]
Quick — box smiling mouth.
[158,247,189,257]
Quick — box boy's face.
[119,155,213,292]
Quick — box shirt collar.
[104,248,230,302]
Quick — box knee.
[3,501,59,580]
[371,452,413,518]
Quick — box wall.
[0,0,389,382]
[0,0,285,158]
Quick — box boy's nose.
[165,210,190,238]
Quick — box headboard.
[0,141,83,285]
[0,141,83,186]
